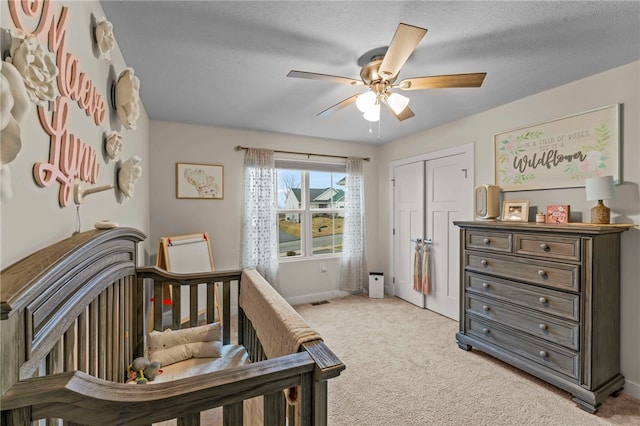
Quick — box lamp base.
[590,200,610,224]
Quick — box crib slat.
[106,285,114,381]
[78,309,87,373]
[98,292,107,379]
[298,372,313,426]
[189,285,198,327]
[173,284,181,330]
[223,402,243,426]
[177,413,200,426]
[264,391,285,426]
[117,278,125,382]
[135,276,146,357]
[206,283,215,324]
[223,280,231,344]
[89,299,98,376]
[63,323,75,371]
[153,281,163,331]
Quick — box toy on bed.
[125,357,163,384]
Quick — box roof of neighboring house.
[288,188,345,204]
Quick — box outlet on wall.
[320,263,327,273]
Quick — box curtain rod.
[234,145,370,162]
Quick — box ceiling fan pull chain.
[378,118,381,141]
[369,120,373,134]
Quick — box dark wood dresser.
[454,221,632,413]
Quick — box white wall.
[1,1,151,269]
[148,121,379,303]
[377,61,640,397]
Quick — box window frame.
[276,160,346,262]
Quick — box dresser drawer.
[465,273,579,321]
[466,316,580,380]
[465,230,512,253]
[465,252,580,292]
[515,234,581,262]
[466,295,579,350]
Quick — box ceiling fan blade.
[395,105,415,121]
[317,94,359,117]
[378,23,427,81]
[381,97,415,121]
[398,73,487,90]
[287,70,364,86]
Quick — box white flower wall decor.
[105,131,123,161]
[94,18,115,60]
[114,68,140,131]
[118,156,142,199]
[6,30,58,107]
[1,60,31,199]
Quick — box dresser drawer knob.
[539,323,548,331]
[537,270,547,277]
[482,328,490,335]
[539,350,548,358]
[539,297,548,304]
[482,282,490,289]
[540,243,549,251]
[481,260,488,266]
[483,305,490,312]
[483,238,490,245]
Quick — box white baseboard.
[624,378,640,399]
[286,290,352,306]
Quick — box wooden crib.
[0,227,344,425]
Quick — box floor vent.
[310,300,330,306]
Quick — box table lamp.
[585,175,615,224]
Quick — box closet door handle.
[539,351,548,358]
[539,323,548,331]
[539,297,548,304]
[537,270,547,277]
[540,243,549,251]
[481,260,488,266]
[483,238,490,245]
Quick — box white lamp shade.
[585,175,615,201]
[387,92,410,114]
[356,91,376,113]
[363,103,380,122]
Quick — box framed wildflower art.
[494,105,620,191]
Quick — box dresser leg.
[572,396,599,414]
[457,341,472,351]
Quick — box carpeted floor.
[294,294,640,426]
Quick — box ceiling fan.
[287,23,486,122]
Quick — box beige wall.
[377,61,640,397]
[0,0,151,269]
[148,122,380,304]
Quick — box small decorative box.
[546,205,570,224]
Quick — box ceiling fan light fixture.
[363,103,380,122]
[387,92,410,114]
[356,91,376,113]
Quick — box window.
[276,162,346,259]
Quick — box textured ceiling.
[101,1,640,144]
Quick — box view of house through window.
[277,167,346,258]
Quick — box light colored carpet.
[294,294,640,426]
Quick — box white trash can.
[368,272,384,298]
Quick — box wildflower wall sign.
[495,105,620,191]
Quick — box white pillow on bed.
[148,322,222,366]
[149,340,222,366]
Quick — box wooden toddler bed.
[0,227,344,425]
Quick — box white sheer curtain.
[340,158,367,292]
[241,148,279,287]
